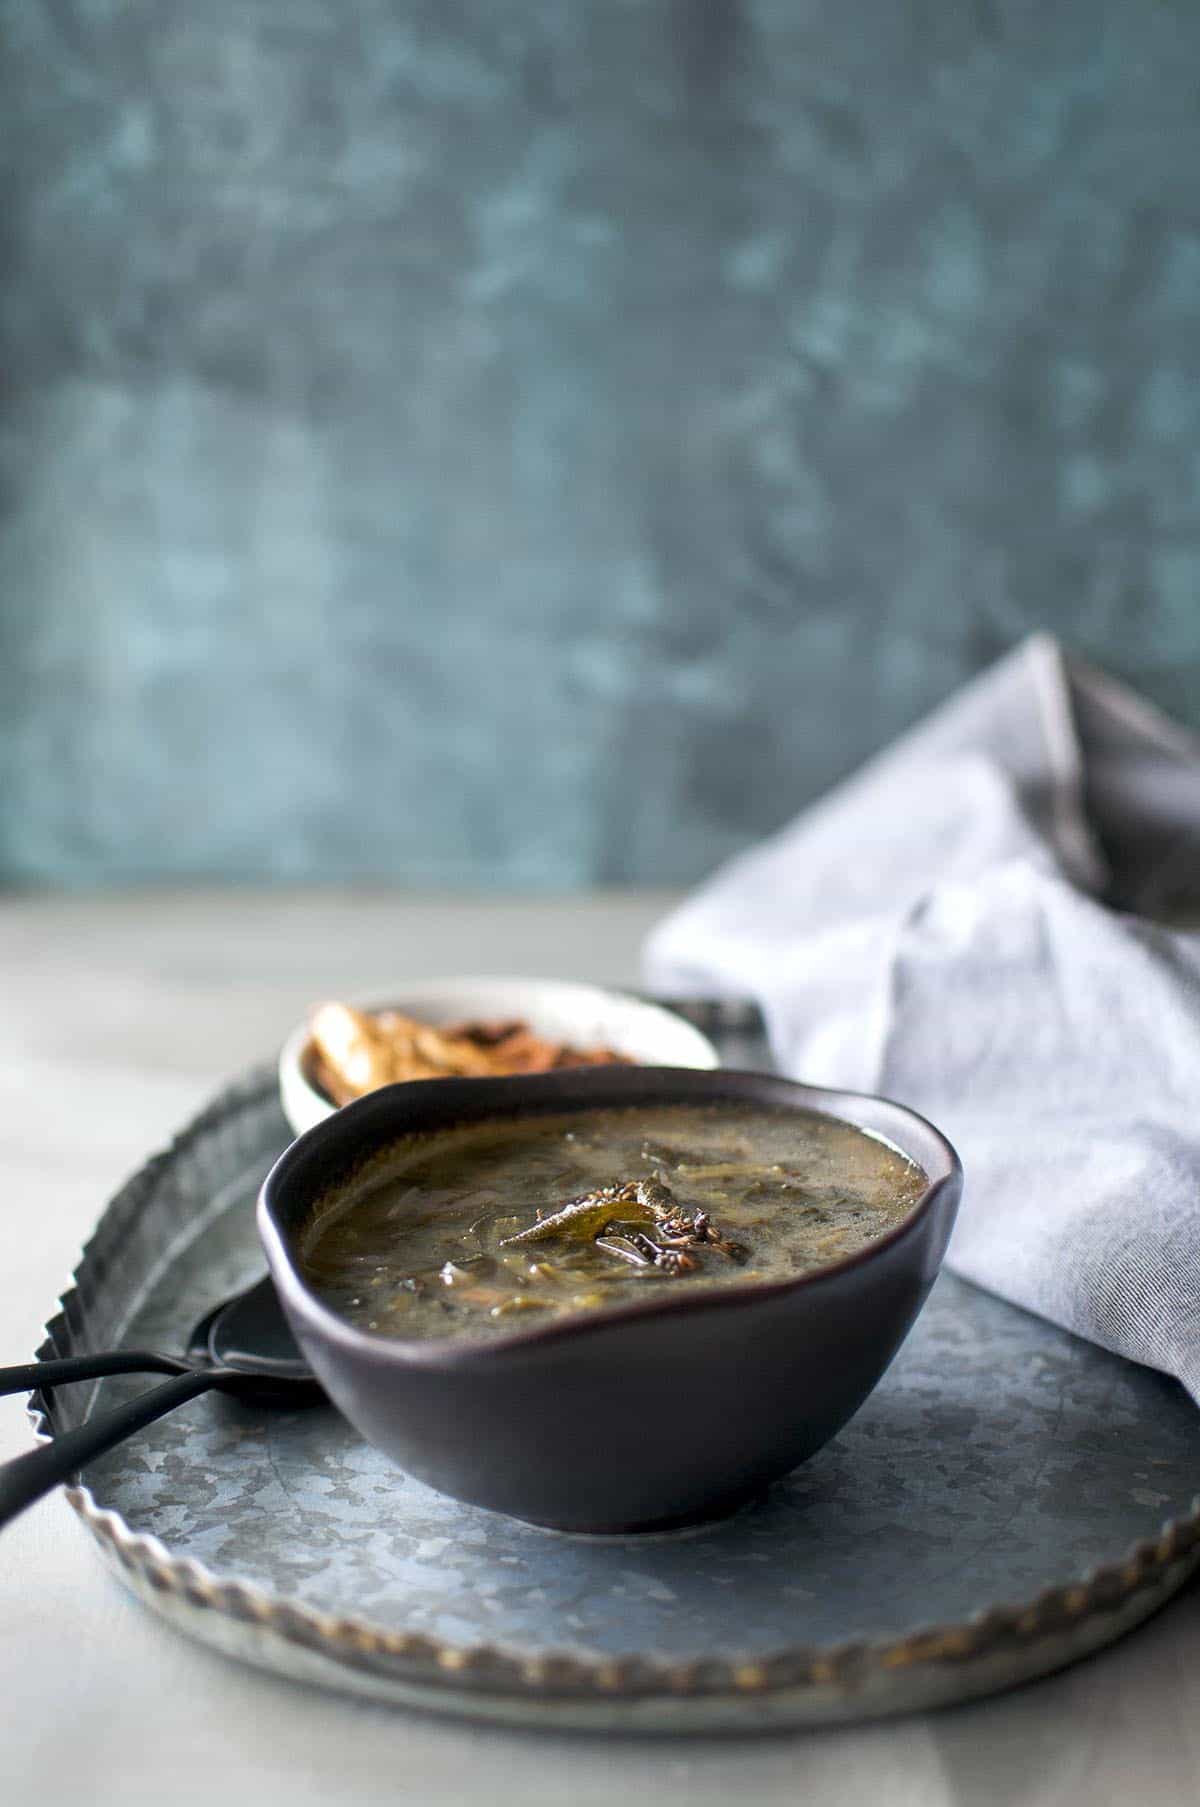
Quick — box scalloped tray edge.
[28,1063,1200,1731]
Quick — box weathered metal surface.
[31,1030,1200,1728]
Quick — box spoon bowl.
[189,1275,319,1397]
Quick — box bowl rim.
[258,1066,962,1369]
[278,975,720,1121]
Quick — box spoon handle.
[0,1368,216,1530]
[0,1351,189,1398]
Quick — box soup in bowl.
[258,1067,961,1532]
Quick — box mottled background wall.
[2,1,1198,887]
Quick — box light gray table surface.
[2,889,1197,1807]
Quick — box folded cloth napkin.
[645,635,1200,1403]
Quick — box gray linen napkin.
[645,635,1200,1402]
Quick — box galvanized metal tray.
[31,1005,1200,1730]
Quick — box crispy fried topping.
[307,1002,632,1104]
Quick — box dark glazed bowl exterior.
[258,1068,962,1533]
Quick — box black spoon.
[0,1277,320,1529]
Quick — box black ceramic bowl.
[258,1067,962,1533]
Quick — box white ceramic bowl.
[278,976,719,1136]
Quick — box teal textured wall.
[2,2,1199,885]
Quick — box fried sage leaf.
[500,1180,664,1247]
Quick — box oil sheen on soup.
[301,1102,928,1340]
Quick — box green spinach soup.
[301,1102,927,1339]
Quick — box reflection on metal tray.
[31,1012,1200,1731]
